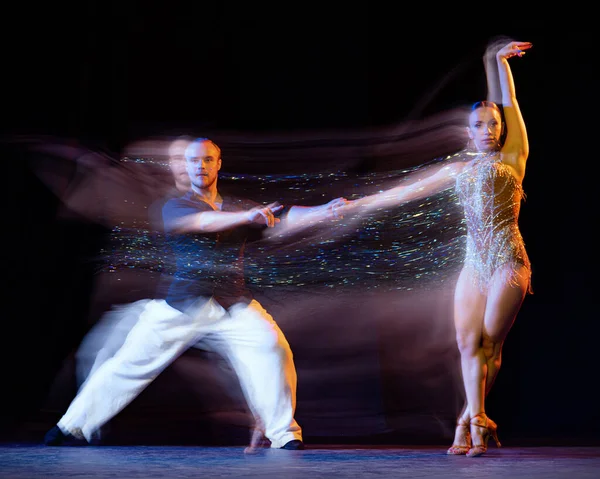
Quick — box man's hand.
[321,197,349,220]
[246,202,283,227]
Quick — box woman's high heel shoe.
[466,414,501,457]
[447,419,471,455]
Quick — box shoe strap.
[470,413,488,427]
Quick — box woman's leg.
[454,264,528,428]
[467,263,528,450]
[449,267,487,451]
[481,264,528,396]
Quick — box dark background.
[2,5,597,446]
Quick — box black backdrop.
[2,6,597,446]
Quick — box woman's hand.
[497,41,532,60]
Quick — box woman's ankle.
[470,412,488,427]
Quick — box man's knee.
[258,324,290,353]
[231,301,293,355]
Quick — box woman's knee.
[455,329,481,356]
[481,334,502,362]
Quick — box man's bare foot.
[243,427,265,454]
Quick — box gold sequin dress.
[455,151,532,294]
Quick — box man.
[45,137,346,450]
[75,135,194,387]
[165,135,194,194]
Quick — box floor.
[2,443,599,478]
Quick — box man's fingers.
[330,197,347,206]
[266,202,283,212]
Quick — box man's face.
[185,140,222,190]
[168,140,192,190]
[169,154,190,188]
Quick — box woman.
[340,39,533,457]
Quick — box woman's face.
[467,106,503,152]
